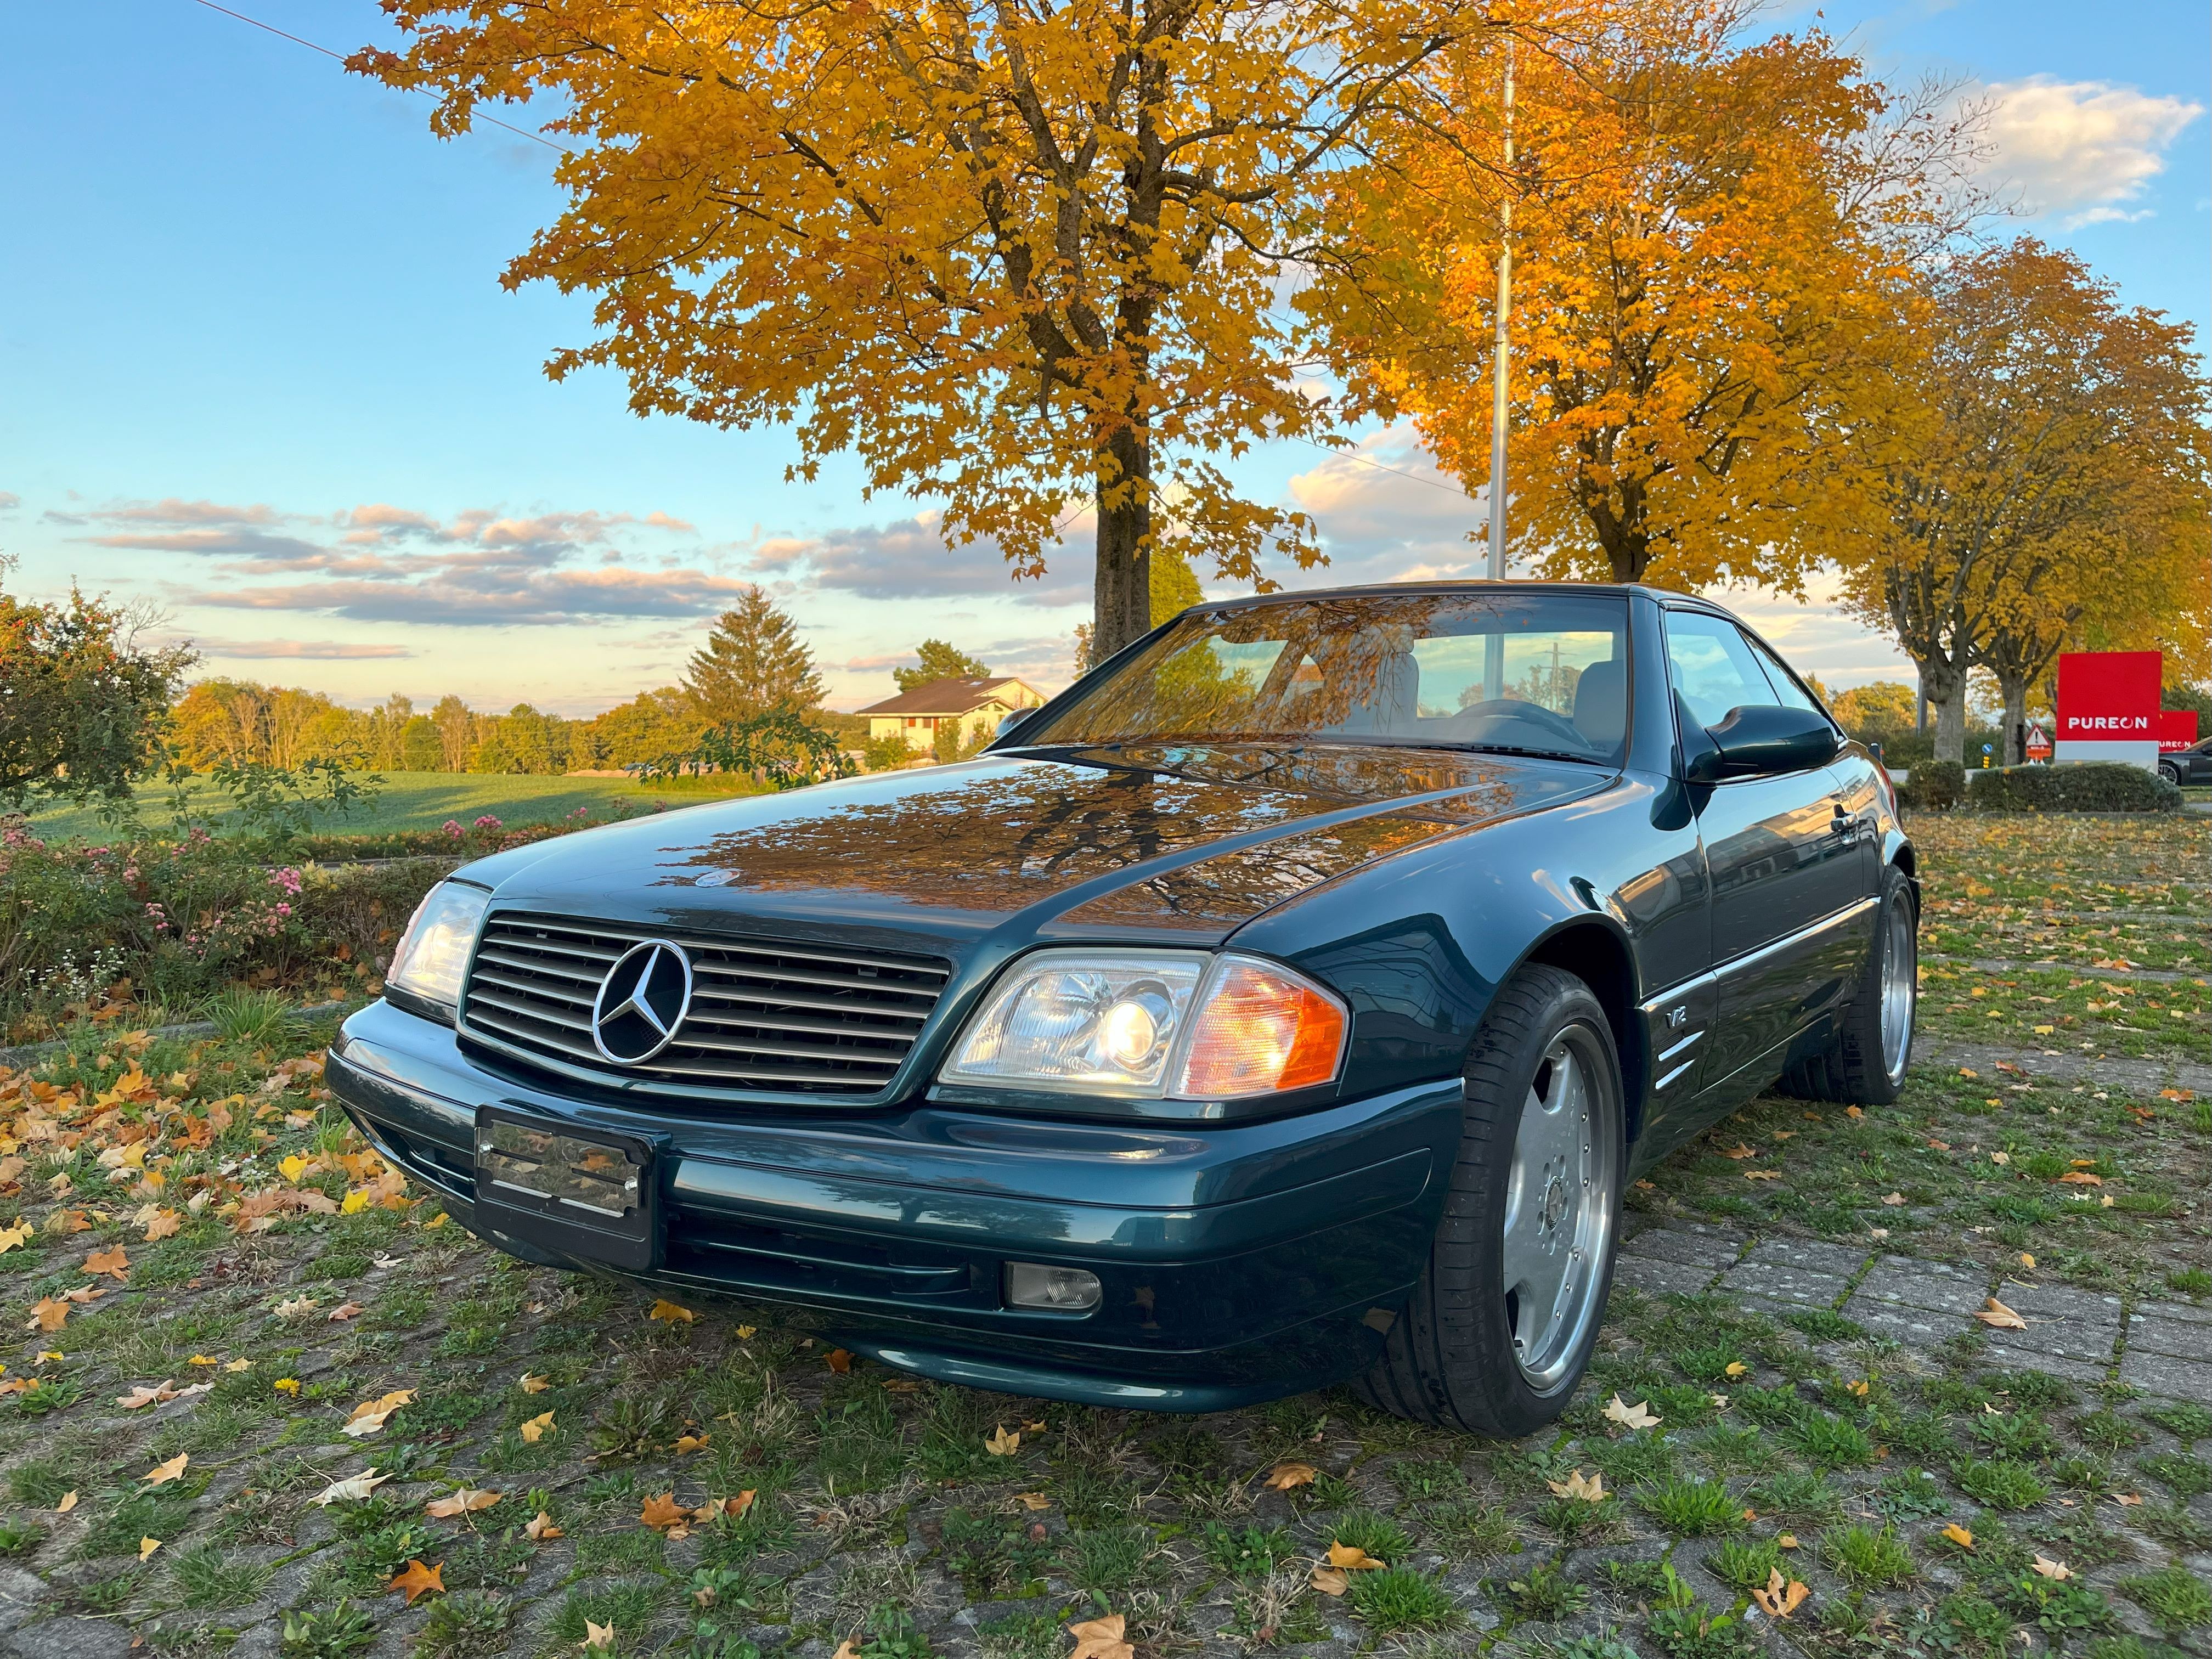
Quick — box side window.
[1743,635,1824,718]
[1664,611,1781,729]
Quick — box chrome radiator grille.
[459,913,949,1097]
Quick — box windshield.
[1028,591,1631,765]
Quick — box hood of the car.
[462,743,1607,952]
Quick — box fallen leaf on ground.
[1604,1395,1661,1430]
[1264,1462,1317,1491]
[582,1620,616,1650]
[52,1492,75,1514]
[312,1470,392,1506]
[275,1295,319,1318]
[1753,1568,1809,1618]
[824,1347,851,1373]
[81,1245,128,1281]
[2032,1555,2071,1579]
[1990,1150,2010,1165]
[1311,1566,1350,1595]
[1547,1469,1606,1502]
[646,1299,695,1323]
[425,1487,500,1519]
[518,1410,556,1444]
[1880,1192,1906,1206]
[1069,1613,1133,1659]
[388,1559,444,1604]
[985,1425,1020,1455]
[1975,1297,2028,1330]
[1719,1143,1757,1159]
[673,1432,708,1455]
[344,1389,416,1437]
[138,1537,162,1562]
[735,1323,757,1339]
[526,1510,563,1540]
[1745,1170,1781,1181]
[0,1223,30,1255]
[143,1454,188,1485]
[2056,1171,2102,1186]
[1724,1361,1749,1378]
[1016,1492,1051,1510]
[1943,1524,1974,1549]
[326,1301,364,1322]
[1327,1541,1386,1570]
[640,1492,689,1531]
[518,1373,551,1393]
[1778,1533,1798,1549]
[224,1358,252,1373]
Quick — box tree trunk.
[1997,672,2029,766]
[1917,654,1968,765]
[1092,426,1153,661]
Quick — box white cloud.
[1974,76,2203,225]
[1283,426,1494,583]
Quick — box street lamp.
[1483,40,1516,703]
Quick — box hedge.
[1899,760,1965,811]
[1965,762,2182,814]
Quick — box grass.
[0,807,2192,1655]
[22,769,758,843]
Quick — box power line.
[187,0,572,154]
[1284,432,1483,502]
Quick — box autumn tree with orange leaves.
[1312,0,1976,592]
[1838,239,2212,765]
[351,0,1501,659]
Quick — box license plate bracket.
[472,1107,660,1271]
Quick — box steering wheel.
[1454,698,1593,751]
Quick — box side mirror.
[1686,706,1839,782]
[995,710,1031,741]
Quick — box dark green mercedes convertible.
[328,583,1916,1436]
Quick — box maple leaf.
[1015,1492,1051,1510]
[824,1348,852,1374]
[1263,1462,1317,1491]
[224,1357,252,1373]
[1777,1533,1798,1549]
[1880,1192,1906,1206]
[526,1510,563,1541]
[117,1380,173,1410]
[518,1373,552,1394]
[139,1537,163,1562]
[735,1324,757,1339]
[1724,1361,1750,1378]
[639,1493,690,1531]
[1718,1143,1757,1159]
[142,1209,181,1241]
[2055,1171,2102,1186]
[672,1433,709,1455]
[1546,1469,1606,1503]
[1990,1150,2011,1165]
[312,1469,393,1506]
[327,1302,364,1322]
[646,1299,696,1324]
[1752,1568,1809,1618]
[1310,1566,1351,1595]
[0,1222,31,1254]
[1604,1395,1661,1430]
[143,1453,189,1485]
[425,1487,501,1519]
[344,1389,417,1437]
[1744,1170,1782,1181]
[387,1559,445,1604]
[2030,1555,2071,1580]
[984,1425,1020,1455]
[582,1618,616,1650]
[519,1410,556,1444]
[275,1295,319,1319]
[1327,1541,1386,1570]
[26,1298,70,1333]
[1069,1612,1134,1659]
[1974,1297,2028,1331]
[1942,1523,1974,1550]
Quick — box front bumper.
[328,999,1464,1410]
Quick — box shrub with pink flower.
[473,815,503,832]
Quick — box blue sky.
[1,0,2203,714]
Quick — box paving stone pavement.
[1617,1217,2212,1400]
[1921,1037,2212,1099]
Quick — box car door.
[1663,610,1866,1089]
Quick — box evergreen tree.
[685,589,825,722]
[893,640,990,692]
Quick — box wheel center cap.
[1543,1176,1570,1229]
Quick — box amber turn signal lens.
[1174,960,1347,1098]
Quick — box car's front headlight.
[385,882,490,1013]
[940,949,1347,1101]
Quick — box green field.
[22,770,758,842]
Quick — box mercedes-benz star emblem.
[591,940,693,1065]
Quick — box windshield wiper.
[1451,743,1609,766]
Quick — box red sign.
[2161,710,2200,754]
[2057,651,2162,742]
[2024,722,2052,762]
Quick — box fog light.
[1005,1262,1101,1312]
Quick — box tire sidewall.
[1452,973,1627,1434]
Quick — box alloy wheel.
[1499,1023,1618,1392]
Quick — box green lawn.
[24,771,758,843]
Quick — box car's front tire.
[1782,864,1917,1105]
[1356,963,1624,1437]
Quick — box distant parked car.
[2159,736,2212,787]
